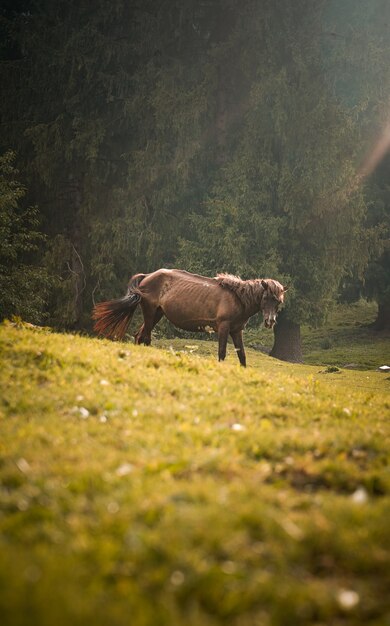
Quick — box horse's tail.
[92,273,147,340]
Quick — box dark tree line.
[1,0,389,360]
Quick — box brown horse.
[92,269,286,366]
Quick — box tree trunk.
[269,310,303,363]
[66,175,85,328]
[69,242,85,328]
[372,297,390,330]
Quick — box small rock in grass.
[23,565,42,583]
[170,570,185,586]
[351,486,368,504]
[99,415,108,423]
[351,448,367,459]
[185,345,198,352]
[116,463,134,477]
[16,458,31,474]
[337,589,360,610]
[107,501,120,514]
[17,497,29,511]
[280,519,304,541]
[320,365,340,374]
[221,560,236,574]
[78,407,90,419]
[100,379,110,386]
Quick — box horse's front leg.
[217,321,230,362]
[230,330,246,367]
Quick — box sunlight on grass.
[0,317,389,626]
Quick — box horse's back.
[152,268,216,284]
[137,268,241,331]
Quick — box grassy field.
[0,303,389,626]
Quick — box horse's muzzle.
[264,318,276,329]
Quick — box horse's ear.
[261,280,268,290]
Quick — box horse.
[92,269,286,366]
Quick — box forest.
[1,0,390,361]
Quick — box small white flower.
[231,423,245,431]
[337,589,360,610]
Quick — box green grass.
[302,300,390,369]
[0,309,389,626]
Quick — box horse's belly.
[162,302,217,333]
[171,318,217,333]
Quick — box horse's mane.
[215,273,284,308]
[215,273,261,308]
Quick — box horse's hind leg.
[134,305,163,345]
[217,321,230,362]
[231,330,246,367]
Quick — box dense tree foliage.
[1,0,389,355]
[0,151,50,321]
[179,3,369,356]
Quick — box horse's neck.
[216,274,264,316]
[241,280,265,317]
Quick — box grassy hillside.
[0,316,389,626]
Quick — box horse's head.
[260,279,286,329]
